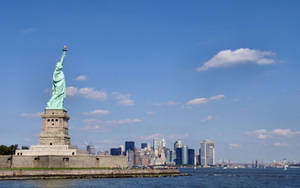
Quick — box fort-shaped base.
[16,145,77,156]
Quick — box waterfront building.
[166,149,172,162]
[188,149,195,165]
[125,141,135,153]
[110,147,122,156]
[175,148,183,165]
[174,140,183,150]
[162,138,166,148]
[120,145,124,153]
[153,139,160,157]
[87,144,96,155]
[182,145,188,165]
[200,140,215,167]
[255,160,260,168]
[172,150,177,163]
[127,150,135,167]
[141,143,148,149]
[151,138,167,165]
[195,154,200,165]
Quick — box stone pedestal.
[16,109,79,156]
[39,109,70,146]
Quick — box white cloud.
[187,98,208,105]
[75,75,88,81]
[272,128,299,137]
[201,115,213,123]
[197,48,276,71]
[229,144,241,149]
[66,86,107,101]
[83,110,109,116]
[209,94,225,100]
[186,94,225,105]
[274,142,288,147]
[20,112,42,118]
[79,88,107,100]
[134,133,188,141]
[153,101,180,106]
[246,128,300,139]
[66,86,78,97]
[112,92,135,106]
[81,118,142,132]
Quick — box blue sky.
[1,0,300,162]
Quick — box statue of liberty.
[46,46,67,110]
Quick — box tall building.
[175,148,183,165]
[120,144,124,154]
[125,141,135,153]
[153,139,160,157]
[162,138,166,148]
[86,144,96,155]
[174,140,182,150]
[172,150,177,163]
[166,149,172,162]
[188,149,195,165]
[200,140,215,167]
[127,150,135,167]
[110,147,122,156]
[182,145,188,165]
[141,143,148,149]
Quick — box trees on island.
[0,144,18,155]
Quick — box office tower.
[166,149,172,162]
[141,143,148,149]
[86,144,96,155]
[182,145,188,165]
[153,139,160,157]
[125,141,135,153]
[120,145,124,153]
[188,149,195,165]
[174,140,182,150]
[200,140,215,167]
[162,138,166,148]
[175,148,183,165]
[127,150,134,167]
[255,160,260,168]
[198,149,201,165]
[172,150,177,163]
[110,147,122,156]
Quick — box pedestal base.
[15,145,77,156]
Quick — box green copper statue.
[46,46,67,110]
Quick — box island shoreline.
[0,168,187,180]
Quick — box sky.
[0,0,300,162]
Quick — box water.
[1,168,300,188]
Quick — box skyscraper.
[182,145,188,165]
[175,147,183,165]
[174,140,182,150]
[200,140,215,167]
[141,143,148,149]
[188,149,195,165]
[125,141,135,154]
[86,144,96,155]
[110,147,122,156]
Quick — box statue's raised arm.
[46,46,67,110]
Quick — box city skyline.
[1,1,300,162]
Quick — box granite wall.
[0,155,128,169]
[0,156,12,168]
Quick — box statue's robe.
[46,51,66,110]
